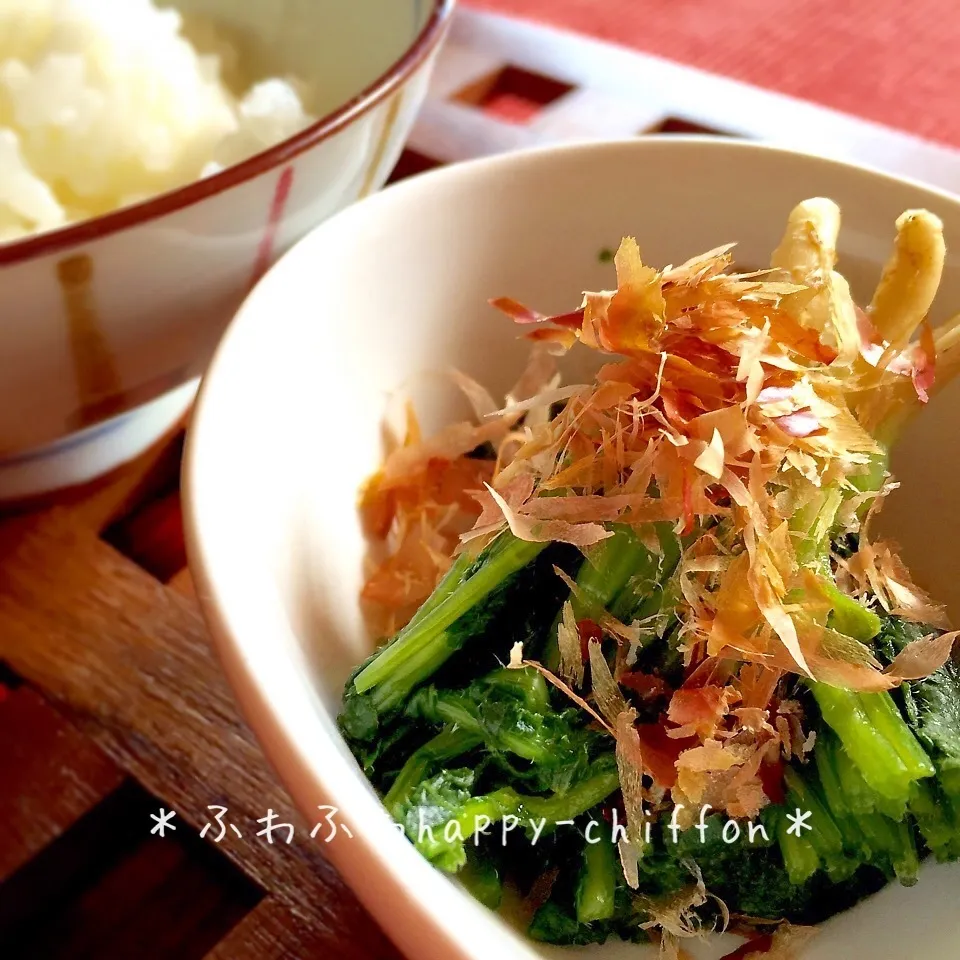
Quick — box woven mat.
[468,0,960,148]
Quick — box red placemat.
[467,0,960,149]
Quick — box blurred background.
[471,0,960,147]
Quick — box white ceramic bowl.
[0,0,453,500]
[185,138,960,960]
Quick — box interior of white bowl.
[163,0,435,114]
[186,138,960,960]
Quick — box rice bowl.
[0,0,454,499]
[0,0,317,241]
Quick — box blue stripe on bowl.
[2,410,133,466]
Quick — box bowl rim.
[184,136,960,960]
[0,0,455,268]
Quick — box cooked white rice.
[0,0,316,242]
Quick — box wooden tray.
[0,425,399,959]
[3,10,958,959]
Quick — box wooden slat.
[103,488,186,582]
[530,87,664,140]
[203,897,354,960]
[1,777,261,960]
[410,98,537,162]
[426,42,503,101]
[0,511,399,960]
[167,567,197,598]
[0,686,123,882]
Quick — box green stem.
[910,781,960,860]
[790,486,843,567]
[858,811,920,885]
[369,630,462,712]
[483,666,550,711]
[545,524,658,670]
[416,764,621,865]
[858,692,935,780]
[460,852,503,909]
[810,683,925,801]
[610,523,683,621]
[837,735,908,819]
[783,767,845,864]
[544,523,681,671]
[574,524,661,616]
[355,533,545,697]
[844,450,891,524]
[407,687,552,763]
[850,451,891,496]
[777,807,820,885]
[404,550,476,630]
[888,819,920,886]
[815,733,850,818]
[576,834,619,924]
[814,575,882,641]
